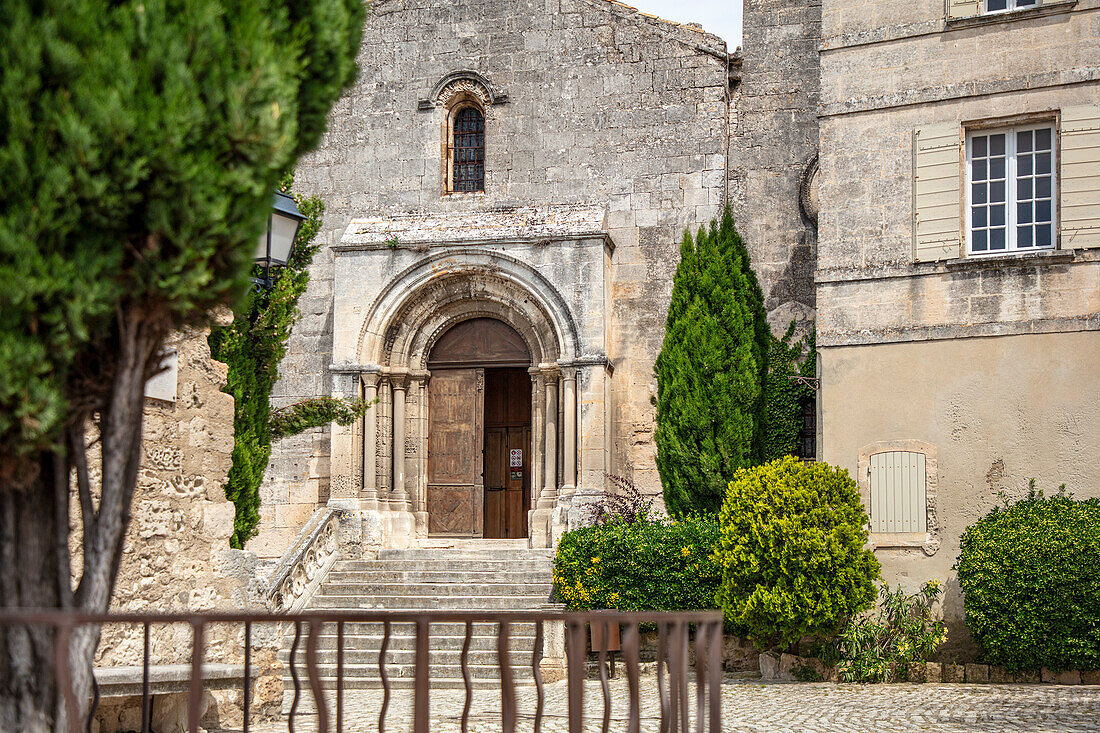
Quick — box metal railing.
[0,608,723,733]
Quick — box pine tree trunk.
[0,307,160,731]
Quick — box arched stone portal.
[326,208,612,550]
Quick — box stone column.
[327,370,360,512]
[528,369,544,508]
[543,367,559,502]
[391,373,410,511]
[560,367,578,498]
[361,371,380,511]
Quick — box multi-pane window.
[985,0,1038,11]
[968,125,1055,255]
[452,107,485,193]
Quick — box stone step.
[325,569,554,584]
[283,622,542,637]
[333,559,552,573]
[280,648,537,667]
[283,633,537,652]
[317,582,553,598]
[310,595,551,611]
[378,548,553,561]
[281,662,535,681]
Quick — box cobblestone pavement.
[226,677,1100,733]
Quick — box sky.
[621,0,743,48]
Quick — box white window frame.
[965,122,1058,257]
[984,0,1040,14]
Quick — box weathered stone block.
[943,663,966,683]
[1042,668,1082,685]
[908,662,927,682]
[925,662,943,683]
[1081,670,1100,685]
[989,665,1012,684]
[965,663,990,683]
[759,652,780,680]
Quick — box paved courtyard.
[231,676,1100,733]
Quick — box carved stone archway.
[354,258,581,547]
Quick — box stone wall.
[72,326,281,731]
[728,0,821,335]
[262,0,740,553]
[816,0,1100,653]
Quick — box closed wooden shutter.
[913,122,963,262]
[1060,105,1100,250]
[869,451,927,534]
[947,0,982,19]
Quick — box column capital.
[538,363,561,379]
[361,371,381,389]
[388,370,412,391]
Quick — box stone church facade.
[255,0,822,554]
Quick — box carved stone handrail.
[266,507,341,613]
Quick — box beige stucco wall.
[820,330,1100,656]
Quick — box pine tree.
[654,208,767,516]
[0,2,363,727]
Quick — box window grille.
[869,451,927,533]
[797,396,816,462]
[453,107,485,193]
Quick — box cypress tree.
[654,208,767,516]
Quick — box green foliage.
[654,208,768,517]
[791,663,822,682]
[956,483,1100,671]
[553,515,721,612]
[826,581,947,683]
[210,182,366,548]
[0,0,364,464]
[716,456,880,649]
[761,324,817,463]
[270,396,373,441]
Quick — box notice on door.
[509,449,522,468]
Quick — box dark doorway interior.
[482,368,531,539]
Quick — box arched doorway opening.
[426,318,532,538]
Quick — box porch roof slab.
[338,205,608,248]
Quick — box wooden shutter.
[1060,105,1100,250]
[947,0,982,18]
[913,122,963,262]
[869,451,927,534]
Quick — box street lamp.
[253,191,306,289]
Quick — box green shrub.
[827,581,947,683]
[553,515,721,611]
[716,456,880,649]
[956,484,1100,671]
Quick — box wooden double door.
[427,367,531,538]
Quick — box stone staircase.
[280,540,555,693]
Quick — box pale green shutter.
[947,0,982,19]
[912,122,962,262]
[1060,105,1100,250]
[870,451,927,534]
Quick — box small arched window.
[452,106,485,193]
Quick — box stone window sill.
[945,1,1078,32]
[942,248,1078,271]
[870,532,931,549]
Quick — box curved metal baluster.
[53,622,80,733]
[414,618,430,733]
[336,621,344,733]
[694,623,706,733]
[499,620,517,733]
[461,620,473,733]
[532,619,545,733]
[597,619,611,733]
[566,618,587,733]
[306,620,330,733]
[677,621,689,733]
[87,668,100,733]
[707,621,722,733]
[140,622,150,733]
[243,621,251,733]
[379,620,391,733]
[288,621,302,733]
[657,622,670,733]
[623,622,641,733]
[189,620,206,733]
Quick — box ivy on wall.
[761,323,817,463]
[209,178,368,548]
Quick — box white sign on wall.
[144,349,179,403]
